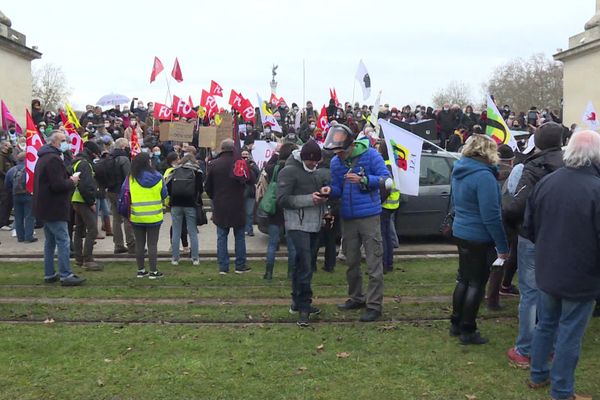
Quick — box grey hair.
[48,130,65,145]
[220,138,234,152]
[564,130,600,168]
[114,137,129,149]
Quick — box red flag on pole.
[210,80,223,97]
[240,98,255,122]
[25,109,44,194]
[200,90,218,119]
[172,95,197,119]
[59,110,83,155]
[150,56,164,83]
[171,57,183,82]
[317,105,330,139]
[228,89,243,111]
[269,93,279,105]
[153,103,173,120]
[131,128,141,158]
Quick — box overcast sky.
[3,0,593,111]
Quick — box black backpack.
[171,167,196,198]
[94,155,118,188]
[13,167,28,195]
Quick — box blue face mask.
[60,141,70,153]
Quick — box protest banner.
[248,140,278,169]
[159,121,194,142]
[198,126,217,148]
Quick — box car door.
[395,154,453,236]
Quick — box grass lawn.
[0,259,599,399]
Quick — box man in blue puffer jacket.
[325,125,390,322]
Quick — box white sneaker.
[0,226,12,231]
[192,259,200,266]
[11,229,16,237]
[171,259,179,266]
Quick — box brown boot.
[486,267,503,311]
[103,216,113,236]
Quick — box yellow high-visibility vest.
[382,159,400,210]
[129,176,164,224]
[71,159,94,204]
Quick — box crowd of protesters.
[0,94,598,398]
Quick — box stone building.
[0,10,42,128]
[554,1,600,129]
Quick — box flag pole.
[352,80,356,105]
[302,59,306,107]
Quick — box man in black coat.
[504,122,564,368]
[523,130,600,400]
[205,139,256,274]
[33,131,85,286]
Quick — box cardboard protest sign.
[159,121,194,142]
[248,140,278,169]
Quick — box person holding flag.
[33,131,86,286]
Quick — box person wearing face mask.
[299,118,317,143]
[150,146,162,170]
[124,116,143,143]
[302,101,319,125]
[33,131,85,286]
[325,125,390,323]
[0,141,16,230]
[71,141,103,271]
[460,105,478,133]
[277,139,328,327]
[130,98,148,123]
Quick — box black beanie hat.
[83,140,101,156]
[497,144,515,160]
[300,139,322,161]
[534,122,563,150]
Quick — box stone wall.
[0,46,35,128]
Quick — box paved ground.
[0,214,456,258]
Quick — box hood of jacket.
[135,170,163,188]
[452,156,498,180]
[112,148,130,158]
[524,147,563,170]
[37,144,61,158]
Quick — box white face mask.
[309,123,316,129]
[302,161,317,173]
[131,121,137,126]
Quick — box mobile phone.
[318,192,330,198]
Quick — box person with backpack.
[121,152,167,279]
[205,139,256,274]
[71,141,103,271]
[104,138,135,254]
[4,152,36,243]
[164,153,203,265]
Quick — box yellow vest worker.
[382,159,400,210]
[129,176,164,225]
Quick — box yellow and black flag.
[486,95,517,149]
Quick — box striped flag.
[486,95,517,149]
[25,110,44,194]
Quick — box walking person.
[71,141,103,271]
[165,153,203,266]
[378,141,400,274]
[449,134,509,344]
[33,131,85,286]
[124,152,167,279]
[242,149,260,236]
[524,130,599,400]
[0,140,15,230]
[277,139,328,326]
[205,139,256,274]
[4,152,36,243]
[325,125,390,322]
[106,138,135,254]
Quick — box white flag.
[582,101,599,130]
[368,90,382,131]
[379,119,424,196]
[256,94,282,133]
[355,59,371,100]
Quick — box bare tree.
[431,81,473,110]
[32,63,71,111]
[483,53,563,112]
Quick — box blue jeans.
[530,290,595,399]
[244,198,255,234]
[287,230,318,312]
[515,235,537,356]
[95,197,110,218]
[266,224,297,271]
[380,209,394,268]
[43,220,74,279]
[216,226,246,272]
[171,207,199,261]
[13,194,34,242]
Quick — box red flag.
[240,98,255,122]
[210,80,223,97]
[131,127,141,158]
[269,93,279,105]
[228,89,244,111]
[171,57,183,82]
[278,97,287,107]
[150,56,164,83]
[153,103,173,120]
[59,110,83,155]
[25,110,44,194]
[318,105,329,133]
[188,96,194,109]
[330,88,340,107]
[200,90,218,119]
[172,95,197,119]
